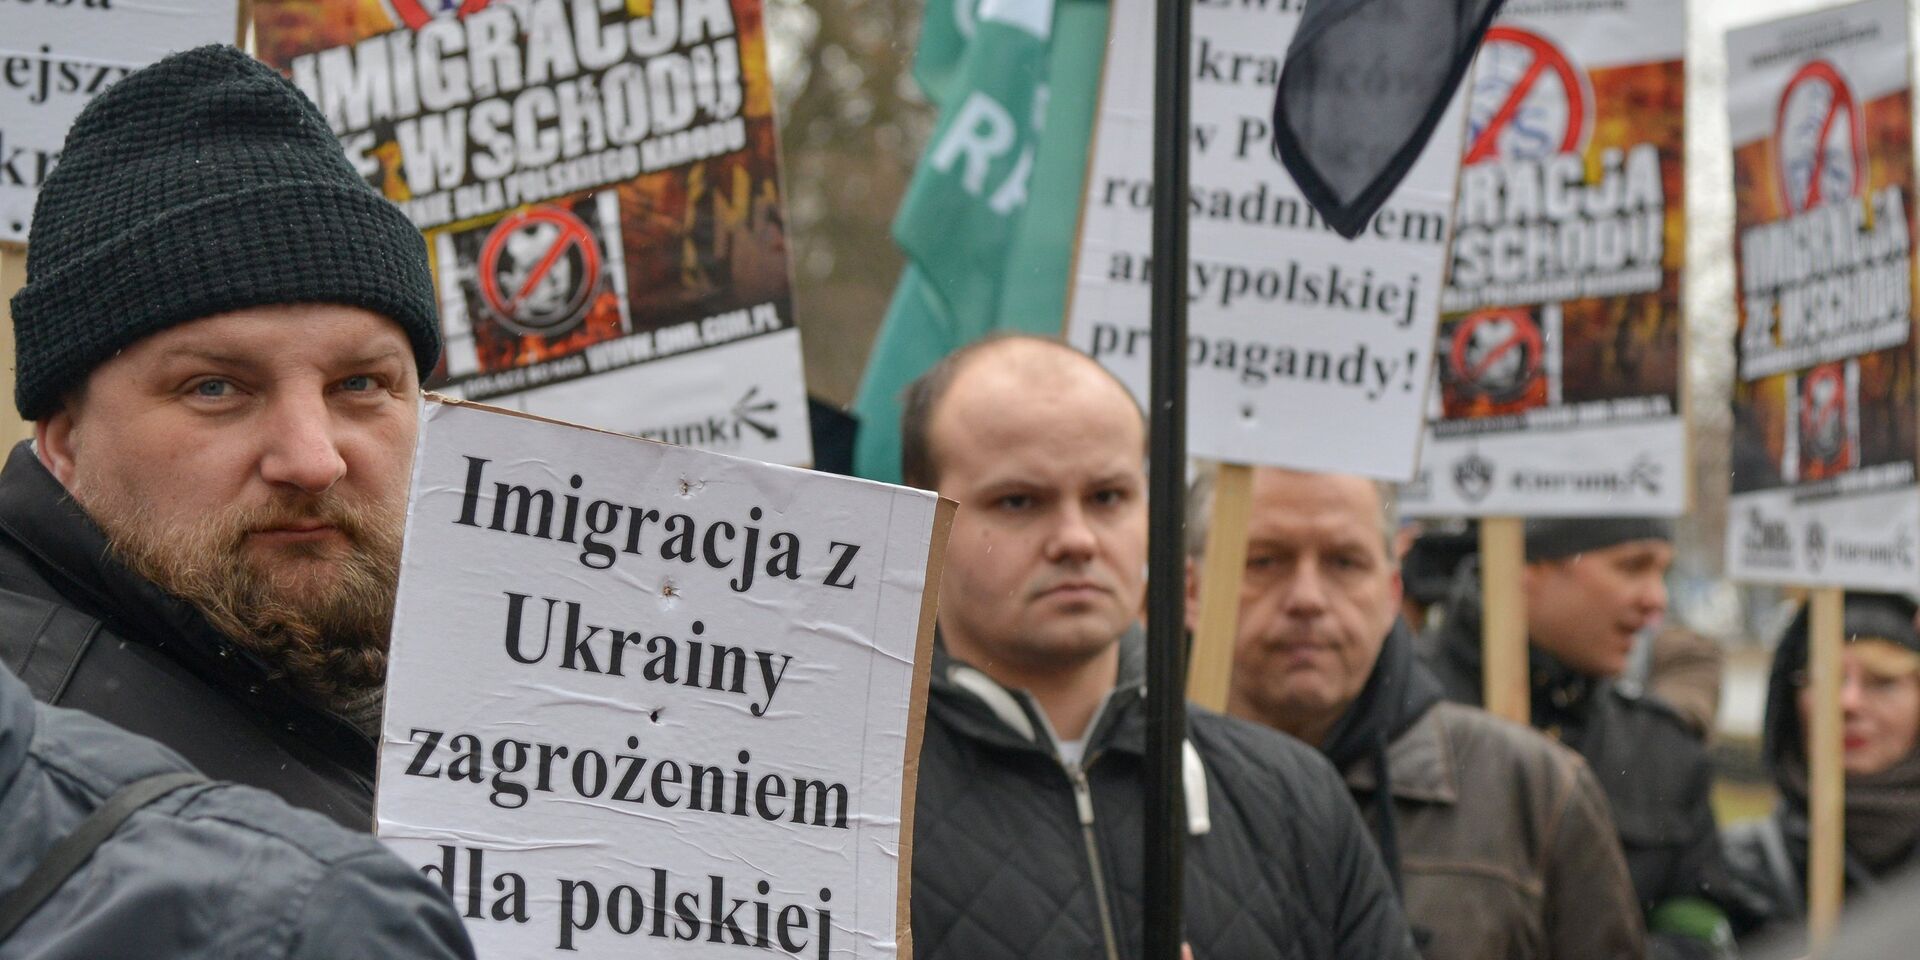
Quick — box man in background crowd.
[0,45,442,828]
[1425,518,1737,960]
[902,335,1417,960]
[1187,467,1643,960]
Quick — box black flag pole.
[1144,0,1190,956]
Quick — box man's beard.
[74,477,404,714]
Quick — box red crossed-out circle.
[1799,364,1849,464]
[1774,60,1866,213]
[1463,26,1589,164]
[1449,307,1543,400]
[478,205,602,336]
[384,0,492,30]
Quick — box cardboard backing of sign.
[2,1,239,244]
[1723,0,1920,590]
[254,0,812,465]
[1399,0,1687,517]
[377,395,950,959]
[1063,0,1466,480]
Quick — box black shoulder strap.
[0,771,206,940]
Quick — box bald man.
[901,335,1416,960]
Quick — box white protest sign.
[2,0,238,244]
[378,397,951,958]
[1065,0,1466,479]
[1723,0,1920,590]
[1400,0,1688,517]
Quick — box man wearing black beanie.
[1424,517,1740,960]
[0,44,442,829]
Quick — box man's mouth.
[1038,580,1107,601]
[249,522,344,544]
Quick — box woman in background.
[1723,592,1920,947]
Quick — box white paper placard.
[377,397,951,958]
[1,0,238,244]
[1065,0,1466,479]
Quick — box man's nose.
[1284,562,1329,615]
[259,392,347,494]
[1046,501,1099,562]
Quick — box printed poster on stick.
[1400,0,1687,517]
[3,0,238,244]
[1064,0,1466,479]
[254,0,811,465]
[1724,0,1920,589]
[379,397,951,959]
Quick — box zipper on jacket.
[1067,758,1123,960]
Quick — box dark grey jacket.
[910,635,1418,960]
[0,661,474,960]
[0,443,374,828]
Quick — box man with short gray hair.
[1186,466,1643,960]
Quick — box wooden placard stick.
[1187,462,1252,711]
[1807,586,1845,954]
[0,246,31,448]
[1479,516,1529,724]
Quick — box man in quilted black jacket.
[897,335,1416,960]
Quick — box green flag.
[850,0,1110,484]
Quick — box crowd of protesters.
[8,43,1920,960]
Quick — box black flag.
[1272,0,1506,238]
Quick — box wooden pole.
[0,246,32,448]
[1807,586,1845,955]
[1187,462,1253,711]
[1479,516,1529,724]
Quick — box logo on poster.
[1454,453,1495,503]
[1464,27,1592,163]
[477,205,602,339]
[1449,308,1543,403]
[1774,60,1866,213]
[1805,519,1827,573]
[1799,364,1849,469]
[1742,509,1795,570]
[1510,455,1662,497]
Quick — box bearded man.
[0,46,441,829]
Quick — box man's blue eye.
[342,375,374,391]
[194,380,231,398]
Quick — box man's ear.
[1184,557,1200,633]
[35,411,78,488]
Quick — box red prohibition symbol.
[1450,307,1543,401]
[1774,59,1866,213]
[385,0,492,30]
[1463,26,1589,164]
[478,205,602,337]
[1800,364,1849,463]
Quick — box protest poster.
[1398,0,1686,517]
[2,0,237,244]
[378,396,951,958]
[1064,0,1466,479]
[1723,0,1920,590]
[253,0,812,465]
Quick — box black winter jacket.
[911,635,1418,960]
[0,443,374,828]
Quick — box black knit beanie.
[9,44,440,420]
[1524,517,1673,562]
